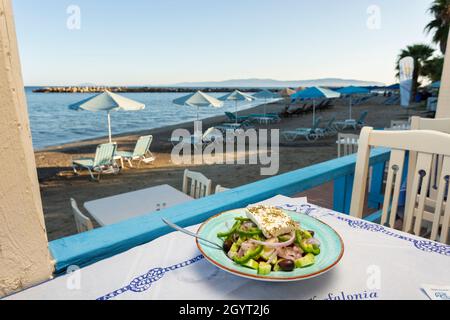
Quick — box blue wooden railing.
[48,148,390,274]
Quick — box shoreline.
[35,98,284,152]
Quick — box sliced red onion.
[306,237,321,247]
[250,232,295,248]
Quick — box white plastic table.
[84,184,193,226]
[7,195,449,300]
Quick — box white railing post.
[0,0,54,297]
[436,31,450,118]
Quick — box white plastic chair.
[70,198,94,233]
[350,127,450,244]
[215,185,230,193]
[182,169,212,199]
[336,133,359,158]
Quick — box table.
[7,195,449,300]
[84,184,193,226]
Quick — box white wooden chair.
[70,198,94,233]
[350,127,450,244]
[336,133,359,158]
[406,117,450,230]
[182,169,212,199]
[215,185,230,193]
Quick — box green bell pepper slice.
[299,239,320,255]
[217,221,241,238]
[233,245,264,265]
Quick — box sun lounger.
[72,143,120,181]
[249,113,281,123]
[170,127,223,149]
[282,117,324,142]
[335,111,368,130]
[225,112,249,123]
[322,117,338,136]
[115,135,155,168]
[216,120,255,133]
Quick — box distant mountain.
[172,78,385,88]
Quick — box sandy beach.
[36,97,425,240]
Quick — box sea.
[25,87,274,150]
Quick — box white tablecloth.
[7,196,450,300]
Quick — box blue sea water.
[25,87,267,150]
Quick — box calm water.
[25,88,269,150]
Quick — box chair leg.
[87,168,99,182]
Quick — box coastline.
[35,98,283,152]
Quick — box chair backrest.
[93,143,117,167]
[350,127,450,244]
[312,117,322,130]
[326,116,336,128]
[225,112,235,120]
[70,198,94,233]
[132,135,153,157]
[407,117,450,215]
[357,111,368,124]
[337,133,359,158]
[215,185,230,193]
[182,169,212,199]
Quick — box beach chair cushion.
[115,151,133,158]
[73,158,95,168]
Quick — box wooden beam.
[436,31,450,118]
[0,0,53,297]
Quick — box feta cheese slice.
[245,205,298,238]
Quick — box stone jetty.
[32,86,259,93]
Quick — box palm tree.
[423,56,445,82]
[396,44,435,103]
[425,0,450,54]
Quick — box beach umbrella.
[219,90,255,124]
[173,91,223,121]
[291,86,340,125]
[253,89,281,115]
[336,86,370,119]
[69,90,145,143]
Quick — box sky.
[13,0,435,86]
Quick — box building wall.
[0,0,54,297]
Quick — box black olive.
[223,239,233,252]
[278,259,295,271]
[308,230,315,237]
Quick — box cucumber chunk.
[295,253,315,268]
[257,262,272,275]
